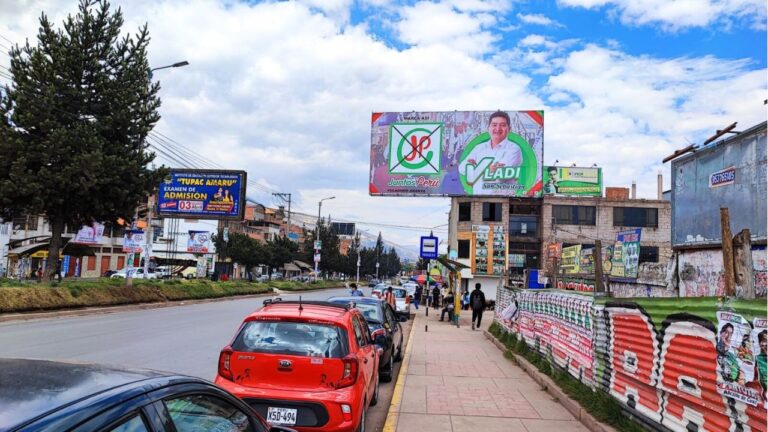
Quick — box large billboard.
[157,170,246,220]
[370,111,543,197]
[543,166,602,196]
[610,228,642,279]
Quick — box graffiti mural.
[494,287,768,432]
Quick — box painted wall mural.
[495,288,767,432]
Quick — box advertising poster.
[491,226,506,275]
[752,318,767,402]
[716,311,760,406]
[542,166,602,196]
[547,242,563,259]
[509,254,526,268]
[560,245,582,274]
[369,111,543,197]
[122,230,144,253]
[187,231,211,254]
[72,222,105,245]
[157,170,247,220]
[473,225,489,274]
[580,247,595,274]
[611,229,642,279]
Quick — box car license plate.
[267,407,298,425]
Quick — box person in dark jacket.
[431,285,441,309]
[469,283,486,330]
[440,290,455,322]
[414,285,423,309]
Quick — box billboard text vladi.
[370,111,543,197]
[157,169,246,220]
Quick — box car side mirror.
[375,334,387,346]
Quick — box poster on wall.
[369,111,544,197]
[542,166,602,196]
[474,225,489,274]
[580,247,595,274]
[491,226,506,275]
[716,311,761,406]
[72,222,105,245]
[122,230,144,253]
[547,242,562,259]
[610,229,641,279]
[752,318,767,402]
[187,231,211,253]
[560,245,582,274]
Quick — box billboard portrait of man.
[459,111,522,195]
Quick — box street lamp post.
[376,261,379,279]
[132,60,189,286]
[314,196,335,278]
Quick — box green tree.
[0,0,167,280]
[266,235,298,276]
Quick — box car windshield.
[354,303,383,323]
[391,288,407,298]
[232,321,348,358]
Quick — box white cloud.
[0,0,765,249]
[516,12,565,27]
[559,0,767,31]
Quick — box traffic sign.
[314,240,322,250]
[420,236,438,259]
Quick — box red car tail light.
[218,346,234,381]
[336,354,359,388]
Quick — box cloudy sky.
[1,0,765,251]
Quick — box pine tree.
[0,0,167,279]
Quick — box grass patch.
[0,278,343,314]
[489,321,645,432]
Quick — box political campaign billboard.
[369,111,543,197]
[157,170,246,220]
[71,222,105,245]
[543,166,602,196]
[187,231,211,253]
[610,228,642,279]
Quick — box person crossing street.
[470,283,486,330]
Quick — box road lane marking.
[383,317,416,432]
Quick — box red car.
[216,300,381,432]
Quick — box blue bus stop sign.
[420,236,438,259]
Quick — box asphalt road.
[0,286,412,431]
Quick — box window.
[232,321,348,358]
[508,242,540,253]
[552,205,596,226]
[351,316,367,347]
[640,246,659,263]
[108,414,150,432]
[384,305,398,328]
[510,204,539,215]
[482,202,502,222]
[457,240,470,259]
[509,216,538,237]
[165,394,256,432]
[613,207,658,228]
[458,202,472,222]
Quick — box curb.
[382,314,417,432]
[0,286,345,323]
[483,330,618,432]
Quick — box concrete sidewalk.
[386,306,588,432]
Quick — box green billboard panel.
[543,166,602,197]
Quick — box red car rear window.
[232,321,349,358]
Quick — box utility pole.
[720,208,736,297]
[272,193,292,238]
[594,240,604,294]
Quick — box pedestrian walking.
[431,285,440,309]
[414,284,422,309]
[469,283,486,330]
[350,283,364,297]
[384,286,396,308]
[461,289,470,310]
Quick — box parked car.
[109,268,158,279]
[101,269,117,278]
[256,274,270,283]
[0,358,292,432]
[270,272,284,280]
[367,278,380,287]
[327,296,403,382]
[216,300,381,431]
[371,283,387,299]
[390,287,411,320]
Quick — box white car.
[110,268,159,279]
